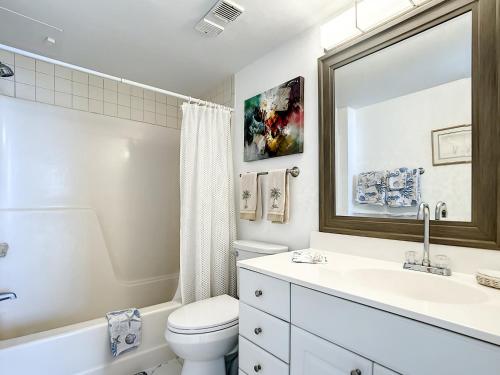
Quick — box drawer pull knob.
[350,370,362,375]
[254,364,262,372]
[254,289,263,297]
[254,327,262,335]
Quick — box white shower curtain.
[178,103,236,305]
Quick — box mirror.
[334,12,472,222]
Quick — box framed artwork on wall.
[244,76,304,162]
[432,124,472,166]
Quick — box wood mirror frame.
[318,0,500,249]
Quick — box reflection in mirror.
[334,12,472,222]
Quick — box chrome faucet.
[0,292,17,302]
[403,202,452,276]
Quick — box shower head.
[0,61,14,77]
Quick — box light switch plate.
[0,243,8,257]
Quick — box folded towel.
[386,168,421,207]
[240,172,260,221]
[291,250,328,264]
[106,308,142,357]
[355,171,387,206]
[267,169,289,223]
[387,169,407,190]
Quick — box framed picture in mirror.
[432,125,472,166]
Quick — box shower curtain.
[178,103,236,305]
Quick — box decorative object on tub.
[106,308,142,357]
[267,169,289,223]
[239,172,261,221]
[432,124,472,166]
[355,170,387,206]
[476,269,500,290]
[386,167,422,208]
[291,250,328,264]
[244,76,304,161]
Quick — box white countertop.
[238,250,500,346]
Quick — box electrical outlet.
[0,243,8,257]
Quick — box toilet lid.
[167,295,239,334]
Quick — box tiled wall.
[0,48,182,129]
[202,75,235,107]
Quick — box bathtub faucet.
[0,292,17,302]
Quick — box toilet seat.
[167,294,239,335]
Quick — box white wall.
[234,27,322,250]
[0,96,180,339]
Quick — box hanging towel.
[240,172,260,221]
[386,167,421,207]
[355,171,387,206]
[106,308,142,357]
[267,169,289,223]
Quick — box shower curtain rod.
[0,43,234,112]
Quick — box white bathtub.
[0,301,181,375]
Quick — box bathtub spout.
[0,292,17,302]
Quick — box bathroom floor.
[141,358,182,375]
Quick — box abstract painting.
[244,76,304,161]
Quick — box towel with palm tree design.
[240,172,260,220]
[267,169,289,223]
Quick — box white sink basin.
[343,268,490,304]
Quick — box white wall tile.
[0,49,14,65]
[89,75,104,88]
[72,95,89,111]
[144,110,155,124]
[166,105,177,117]
[89,99,104,114]
[155,92,166,103]
[167,116,177,129]
[118,93,130,107]
[15,54,35,70]
[155,113,167,126]
[131,108,143,122]
[131,86,143,98]
[0,79,15,96]
[36,87,55,104]
[117,105,131,119]
[72,70,89,84]
[55,92,72,108]
[131,96,143,110]
[167,95,177,106]
[118,82,130,94]
[15,67,36,85]
[144,90,155,100]
[55,77,72,93]
[72,82,89,97]
[103,78,118,91]
[177,117,183,129]
[55,65,72,80]
[144,99,155,112]
[103,89,117,104]
[103,101,118,116]
[156,102,167,115]
[89,86,104,101]
[36,72,54,90]
[36,60,54,75]
[16,83,35,101]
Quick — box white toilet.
[165,240,288,375]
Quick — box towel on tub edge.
[106,308,142,357]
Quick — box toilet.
[165,240,288,375]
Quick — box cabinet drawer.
[239,269,290,321]
[291,326,373,375]
[239,370,247,375]
[239,302,290,363]
[374,364,400,375]
[239,336,289,375]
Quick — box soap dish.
[476,269,500,289]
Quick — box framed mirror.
[319,0,500,249]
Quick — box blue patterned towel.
[106,308,142,357]
[355,171,387,206]
[386,168,421,207]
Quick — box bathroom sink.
[343,268,490,305]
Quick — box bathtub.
[0,301,181,375]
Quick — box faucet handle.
[433,254,450,269]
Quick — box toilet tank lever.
[0,292,17,302]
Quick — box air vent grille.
[194,18,225,37]
[211,0,244,23]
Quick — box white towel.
[267,169,289,223]
[106,308,142,357]
[240,172,260,221]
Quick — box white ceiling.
[335,11,472,108]
[0,0,351,96]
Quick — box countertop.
[238,250,500,346]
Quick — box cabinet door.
[374,364,400,375]
[290,326,373,375]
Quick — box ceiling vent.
[195,18,225,37]
[210,0,244,23]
